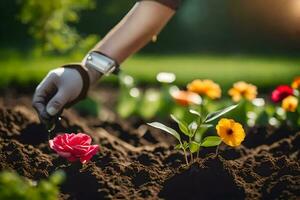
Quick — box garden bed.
[0,95,299,200]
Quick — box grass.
[0,51,299,90]
[125,54,299,90]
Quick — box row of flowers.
[172,77,299,113]
[116,72,299,130]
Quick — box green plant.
[116,73,140,118]
[19,0,98,53]
[148,104,239,165]
[73,97,100,117]
[0,170,65,200]
[116,72,176,120]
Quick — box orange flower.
[282,96,298,112]
[187,79,221,99]
[291,76,300,89]
[171,90,202,106]
[216,118,245,147]
[228,81,257,102]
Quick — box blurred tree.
[19,0,98,54]
[0,0,299,55]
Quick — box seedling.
[148,104,239,165]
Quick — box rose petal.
[51,144,64,152]
[52,135,63,146]
[71,145,90,156]
[80,145,99,164]
[69,133,91,146]
[64,134,71,143]
[56,150,72,158]
[77,133,92,145]
[49,140,65,152]
[49,140,54,149]
[63,144,75,152]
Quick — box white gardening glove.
[32,64,101,124]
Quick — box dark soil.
[0,96,299,200]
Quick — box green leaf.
[188,121,198,133]
[194,130,203,143]
[175,142,189,150]
[170,114,191,137]
[49,170,65,185]
[205,104,238,123]
[189,109,201,117]
[255,110,269,126]
[147,122,181,141]
[175,144,182,150]
[189,141,200,153]
[194,125,212,143]
[200,124,213,128]
[201,136,222,147]
[183,141,189,150]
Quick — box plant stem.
[183,148,189,165]
[196,147,200,159]
[195,110,203,159]
[189,137,193,163]
[215,145,220,157]
[180,141,189,165]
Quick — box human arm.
[32,0,178,124]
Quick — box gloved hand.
[32,64,101,124]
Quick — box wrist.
[82,54,103,85]
[82,51,120,85]
[87,65,103,85]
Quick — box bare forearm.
[92,1,175,64]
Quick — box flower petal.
[56,150,72,158]
[69,133,91,146]
[80,145,99,164]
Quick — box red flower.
[49,133,99,164]
[271,85,294,103]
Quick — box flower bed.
[0,94,299,199]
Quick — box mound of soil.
[0,98,299,199]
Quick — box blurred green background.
[0,0,299,90]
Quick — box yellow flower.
[216,118,245,147]
[282,96,298,112]
[187,79,221,99]
[228,81,257,102]
[291,76,300,89]
[171,90,202,106]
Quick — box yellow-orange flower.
[187,79,221,99]
[282,96,298,112]
[228,81,257,102]
[216,118,245,147]
[171,90,202,106]
[291,76,300,89]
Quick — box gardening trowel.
[45,112,63,139]
[45,116,61,133]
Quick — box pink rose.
[49,133,99,164]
